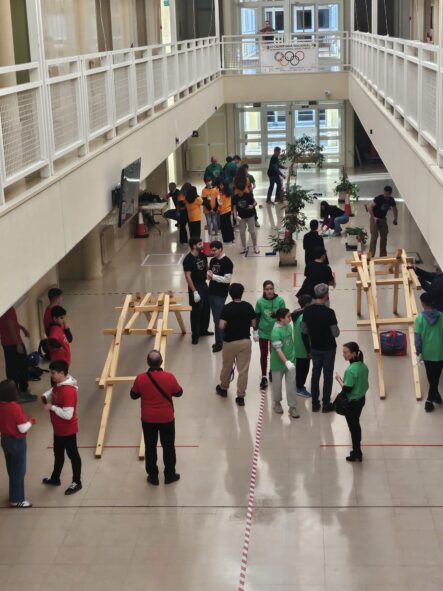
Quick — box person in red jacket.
[47,306,72,365]
[43,288,64,336]
[0,380,35,507]
[41,360,82,495]
[130,349,183,486]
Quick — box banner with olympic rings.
[260,42,318,72]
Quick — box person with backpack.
[334,342,369,462]
[130,349,183,485]
[254,281,286,390]
[270,308,299,418]
[41,360,82,495]
[414,292,443,412]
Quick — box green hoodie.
[255,294,286,339]
[270,322,295,371]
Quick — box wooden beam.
[357,317,414,326]
[347,270,394,278]
[125,292,152,332]
[353,252,369,290]
[393,262,400,315]
[98,339,115,388]
[133,304,191,313]
[95,385,113,458]
[346,256,414,266]
[95,376,136,385]
[377,350,386,399]
[366,288,380,351]
[369,259,379,319]
[174,311,187,334]
[357,282,362,317]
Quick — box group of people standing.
[0,289,82,507]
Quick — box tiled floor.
[1,167,442,590]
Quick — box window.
[293,6,314,33]
[318,5,339,31]
[296,110,315,126]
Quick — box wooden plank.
[356,278,404,286]
[407,322,422,400]
[357,283,362,317]
[357,317,414,326]
[369,259,379,319]
[376,350,386,399]
[347,270,393,278]
[346,256,414,266]
[125,292,152,332]
[353,252,369,290]
[95,294,132,458]
[174,311,187,334]
[409,282,418,317]
[366,288,380,352]
[134,304,191,312]
[95,376,136,385]
[393,262,400,315]
[98,339,115,388]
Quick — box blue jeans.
[205,212,219,235]
[310,348,336,406]
[334,214,349,234]
[209,295,226,345]
[1,436,27,503]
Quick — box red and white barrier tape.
[238,390,266,591]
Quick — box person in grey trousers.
[301,284,340,413]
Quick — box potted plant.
[334,166,359,203]
[345,227,368,252]
[269,135,323,266]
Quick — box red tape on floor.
[321,444,443,447]
[238,389,266,591]
[46,445,199,449]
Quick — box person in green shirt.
[334,342,369,462]
[223,155,241,189]
[254,280,286,390]
[414,292,443,413]
[203,156,223,184]
[270,309,299,418]
[291,294,313,398]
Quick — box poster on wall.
[260,42,318,73]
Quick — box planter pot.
[278,245,297,267]
[338,190,349,204]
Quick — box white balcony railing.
[351,32,442,162]
[0,37,220,205]
[221,32,350,73]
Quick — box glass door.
[318,107,341,165]
[239,106,263,161]
[265,107,289,158]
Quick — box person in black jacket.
[303,220,326,264]
[320,201,349,236]
[266,147,284,204]
[413,265,443,312]
[297,247,335,299]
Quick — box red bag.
[380,330,407,356]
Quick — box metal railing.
[0,37,220,204]
[351,32,442,161]
[221,32,350,73]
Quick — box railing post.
[129,48,137,126]
[0,121,6,204]
[106,53,117,139]
[77,57,89,156]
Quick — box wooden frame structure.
[95,292,191,458]
[346,249,422,400]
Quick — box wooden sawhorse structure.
[95,292,191,458]
[346,249,422,400]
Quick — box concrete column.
[344,100,355,169]
[350,0,355,32]
[82,226,103,279]
[371,0,378,34]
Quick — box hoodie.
[43,375,79,436]
[255,294,286,339]
[414,310,443,361]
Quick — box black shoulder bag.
[146,372,173,406]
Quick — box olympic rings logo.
[274,50,305,66]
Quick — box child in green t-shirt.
[270,308,299,419]
[291,294,313,398]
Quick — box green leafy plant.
[345,226,368,244]
[334,166,359,200]
[269,185,316,253]
[280,134,324,189]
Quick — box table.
[140,202,168,233]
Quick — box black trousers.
[424,360,443,401]
[267,175,282,201]
[188,283,210,339]
[188,220,201,239]
[179,210,188,243]
[142,420,176,477]
[2,345,28,392]
[220,212,234,243]
[345,397,365,456]
[296,357,310,389]
[52,433,82,483]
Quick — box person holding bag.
[334,342,369,463]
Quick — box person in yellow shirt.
[185,185,203,238]
[201,178,220,237]
[217,179,234,244]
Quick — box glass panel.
[292,6,315,33]
[264,7,285,33]
[241,8,257,34]
[318,4,339,32]
[293,108,316,139]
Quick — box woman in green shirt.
[270,309,299,419]
[254,281,286,390]
[335,342,369,462]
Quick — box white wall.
[349,75,443,267]
[0,78,224,315]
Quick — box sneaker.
[259,376,268,390]
[65,482,82,495]
[273,401,284,414]
[42,477,61,486]
[10,500,32,508]
[216,384,228,398]
[165,473,180,485]
[255,221,260,227]
[346,452,363,462]
[147,475,159,486]
[254,248,260,254]
[297,387,311,398]
[212,343,223,353]
[192,337,199,345]
[289,407,300,419]
[425,400,435,412]
[322,403,335,413]
[312,402,321,412]
[201,331,214,337]
[432,392,442,404]
[240,248,247,254]
[235,396,245,407]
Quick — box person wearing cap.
[301,284,340,413]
